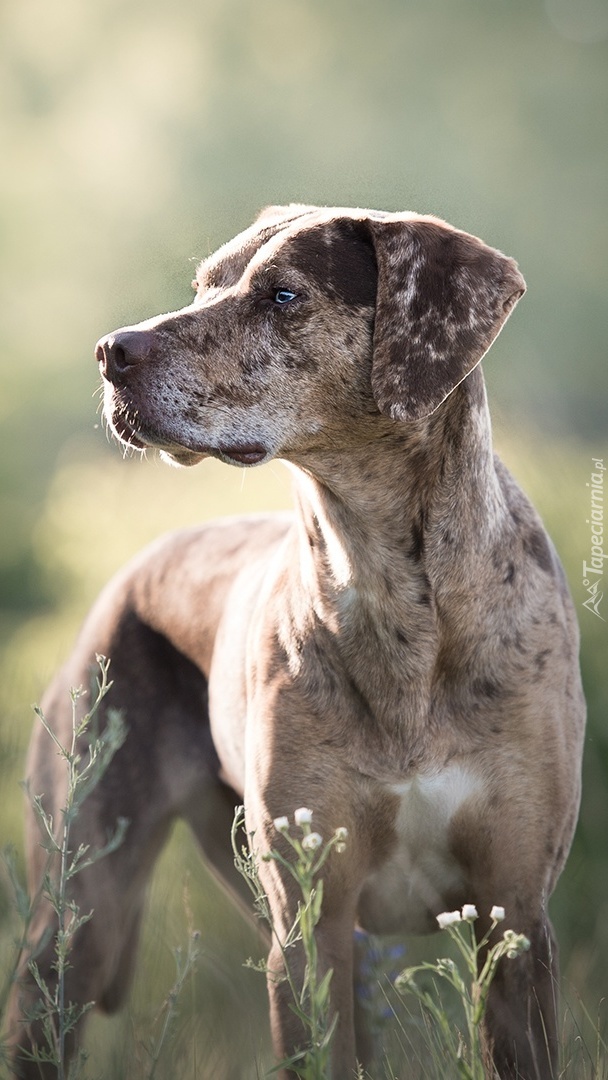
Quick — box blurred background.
[0,0,606,1074]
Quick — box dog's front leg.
[243,796,360,1079]
[481,910,559,1080]
[265,914,358,1080]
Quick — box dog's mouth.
[110,411,149,452]
[106,406,206,466]
[107,406,269,469]
[216,444,268,466]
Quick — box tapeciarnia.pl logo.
[582,457,605,620]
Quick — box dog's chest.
[358,763,483,936]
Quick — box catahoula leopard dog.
[9,205,585,1079]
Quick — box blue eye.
[274,289,297,305]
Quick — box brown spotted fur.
[8,206,585,1079]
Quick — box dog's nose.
[95,330,153,382]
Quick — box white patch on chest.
[358,762,484,936]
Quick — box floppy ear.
[366,216,526,421]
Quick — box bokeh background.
[1,0,606,1075]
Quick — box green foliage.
[0,660,207,1080]
[0,705,606,1076]
[1,657,127,1078]
[233,819,587,1080]
[141,926,202,1080]
[395,906,529,1080]
[232,807,348,1079]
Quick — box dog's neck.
[286,369,505,741]
[291,369,502,603]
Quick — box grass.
[0,659,271,1079]
[231,812,608,1080]
[0,659,127,1078]
[232,806,349,1079]
[0,664,607,1078]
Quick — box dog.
[8,205,585,1078]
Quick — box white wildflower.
[436,910,462,929]
[490,905,506,922]
[461,904,478,920]
[302,831,323,851]
[294,807,313,827]
[334,826,348,853]
[502,928,530,959]
[395,969,415,990]
[437,957,456,974]
[273,816,290,832]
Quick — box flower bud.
[302,831,323,851]
[436,910,462,929]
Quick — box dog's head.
[96,205,525,467]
